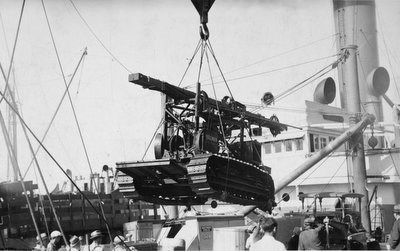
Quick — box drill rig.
[115,73,288,212]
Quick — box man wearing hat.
[113,235,126,251]
[69,235,81,251]
[34,233,49,250]
[389,204,400,250]
[47,230,62,251]
[89,230,104,251]
[298,217,324,250]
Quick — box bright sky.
[0,0,399,191]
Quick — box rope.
[0,0,25,104]
[68,0,132,74]
[41,0,112,241]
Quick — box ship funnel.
[313,77,336,104]
[367,67,390,96]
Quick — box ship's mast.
[332,0,389,233]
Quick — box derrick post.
[341,45,371,233]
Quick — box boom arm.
[240,113,376,215]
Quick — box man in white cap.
[89,230,104,251]
[47,230,62,251]
[389,204,400,250]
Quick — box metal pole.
[341,45,371,233]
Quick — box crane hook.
[199,23,209,40]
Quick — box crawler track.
[116,154,275,211]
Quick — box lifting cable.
[41,0,112,241]
[178,38,203,87]
[0,89,131,250]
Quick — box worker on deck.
[389,204,400,250]
[113,235,125,251]
[34,232,49,250]
[47,231,62,251]
[287,226,301,250]
[298,217,324,250]
[249,216,286,251]
[69,235,81,251]
[89,230,104,251]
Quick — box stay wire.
[41,0,112,240]
[274,66,335,104]
[22,49,87,179]
[0,0,25,104]
[191,54,339,89]
[274,58,340,103]
[376,8,400,100]
[203,33,338,81]
[178,38,202,87]
[69,0,132,74]
[0,89,132,250]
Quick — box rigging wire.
[32,165,50,237]
[22,49,87,179]
[201,33,338,82]
[376,7,400,100]
[187,54,339,89]
[68,0,132,74]
[0,0,25,104]
[0,88,131,250]
[0,38,72,251]
[23,49,87,179]
[41,0,112,241]
[274,58,340,103]
[0,108,43,247]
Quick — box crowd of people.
[246,215,323,251]
[245,204,400,251]
[33,229,136,251]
